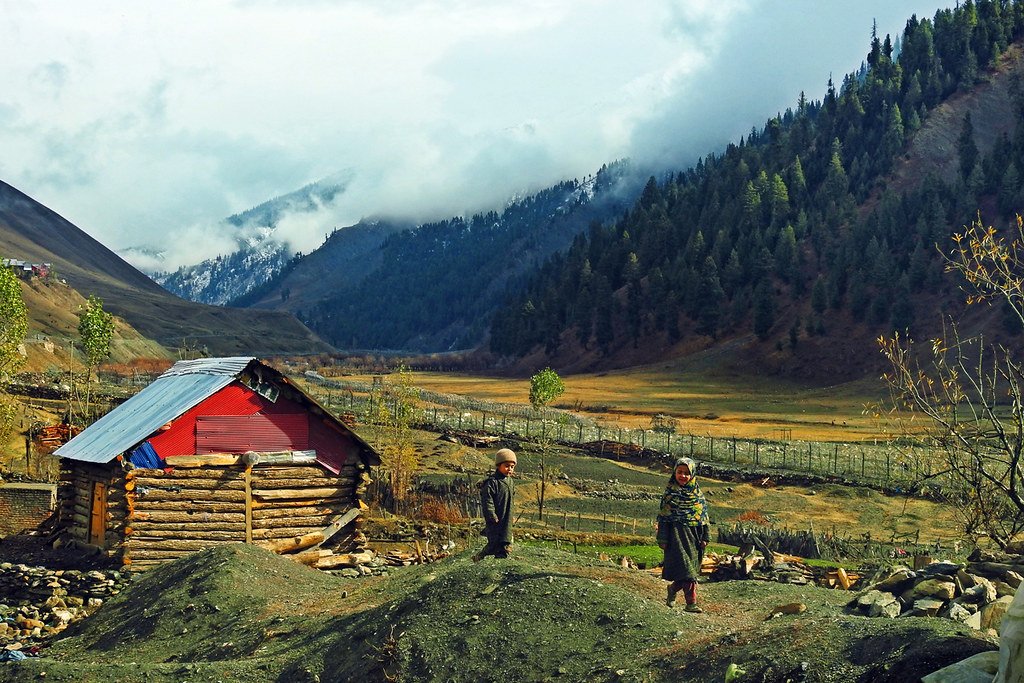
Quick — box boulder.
[872,567,917,593]
[922,650,1000,683]
[982,596,1016,632]
[1005,571,1023,589]
[905,578,957,602]
[904,598,945,617]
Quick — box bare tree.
[880,215,1024,549]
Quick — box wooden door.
[88,481,107,546]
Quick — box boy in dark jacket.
[473,448,516,561]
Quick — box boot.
[666,583,679,607]
[684,603,703,613]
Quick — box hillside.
[0,543,993,683]
[0,181,334,357]
[233,161,643,352]
[489,8,1024,380]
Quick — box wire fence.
[302,372,942,493]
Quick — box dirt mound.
[0,543,998,682]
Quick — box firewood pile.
[437,430,503,448]
[700,538,863,590]
[32,424,81,452]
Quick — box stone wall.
[0,561,132,651]
[0,483,56,535]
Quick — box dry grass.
[345,365,890,442]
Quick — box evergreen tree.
[959,112,979,180]
[696,256,726,338]
[753,280,775,340]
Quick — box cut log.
[128,521,248,533]
[124,538,236,551]
[315,550,375,569]
[126,529,246,541]
[163,454,245,468]
[247,477,355,489]
[130,511,246,523]
[256,508,360,552]
[253,465,359,479]
[252,515,333,530]
[251,497,347,509]
[131,501,244,513]
[132,489,247,502]
[252,506,334,520]
[131,477,247,491]
[253,487,353,501]
[242,450,317,466]
[837,567,852,590]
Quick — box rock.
[920,561,965,578]
[904,598,945,617]
[922,650,1000,683]
[995,580,1017,598]
[1005,571,1023,589]
[980,596,1015,632]
[943,602,974,624]
[904,578,957,602]
[870,567,916,593]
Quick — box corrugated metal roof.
[55,357,257,463]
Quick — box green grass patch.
[519,539,739,567]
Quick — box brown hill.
[0,180,334,357]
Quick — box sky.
[0,0,953,272]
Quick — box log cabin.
[54,357,380,570]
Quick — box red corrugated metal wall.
[196,414,307,453]
[145,381,361,470]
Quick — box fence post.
[755,442,759,466]
[578,424,583,442]
[732,437,736,463]
[690,434,694,456]
[808,443,812,471]
[710,437,714,459]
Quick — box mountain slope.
[0,181,333,357]
[488,7,1024,380]
[153,174,353,306]
[239,162,643,352]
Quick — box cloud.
[0,0,952,271]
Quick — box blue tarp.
[129,441,164,469]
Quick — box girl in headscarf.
[656,457,710,612]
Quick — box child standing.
[656,457,710,612]
[473,448,517,561]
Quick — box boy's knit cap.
[495,448,517,465]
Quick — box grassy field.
[340,360,892,442]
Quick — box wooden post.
[755,442,759,466]
[244,466,253,544]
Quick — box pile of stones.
[848,550,1022,633]
[0,562,133,653]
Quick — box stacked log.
[123,452,370,571]
[57,461,127,559]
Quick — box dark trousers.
[478,538,510,558]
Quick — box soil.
[0,542,997,683]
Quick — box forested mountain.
[240,162,643,351]
[489,2,1024,379]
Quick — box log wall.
[122,457,370,571]
[58,461,128,560]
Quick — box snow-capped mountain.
[152,173,353,305]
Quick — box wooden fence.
[302,372,940,492]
